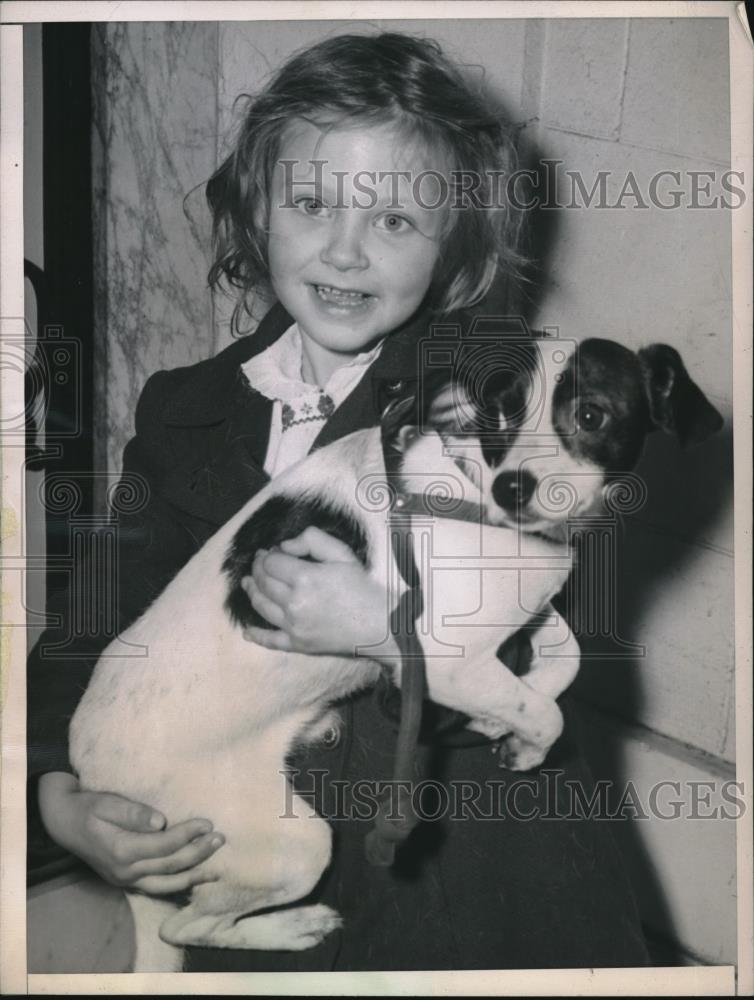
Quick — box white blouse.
[240,323,384,479]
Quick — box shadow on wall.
[573,422,733,724]
[477,117,563,321]
[518,135,562,325]
[570,421,733,957]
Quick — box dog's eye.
[576,402,607,431]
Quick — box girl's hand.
[38,772,224,895]
[241,526,400,661]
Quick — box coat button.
[321,725,341,749]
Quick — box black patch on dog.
[415,337,541,471]
[471,340,541,467]
[222,493,370,630]
[553,339,652,475]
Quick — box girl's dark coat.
[28,303,649,971]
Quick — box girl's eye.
[376,213,411,233]
[296,198,328,216]
[575,402,608,432]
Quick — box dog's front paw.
[496,733,550,772]
[496,702,564,772]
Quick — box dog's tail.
[126,892,184,972]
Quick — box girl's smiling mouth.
[312,284,375,309]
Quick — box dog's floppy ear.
[638,343,724,447]
[380,393,420,456]
[381,393,417,433]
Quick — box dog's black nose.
[491,470,536,511]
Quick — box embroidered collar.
[240,323,385,426]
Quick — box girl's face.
[268,119,447,385]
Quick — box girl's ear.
[638,343,724,447]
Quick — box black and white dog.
[69,333,722,971]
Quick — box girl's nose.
[319,214,368,271]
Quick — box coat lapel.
[160,305,291,527]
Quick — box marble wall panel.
[92,22,219,475]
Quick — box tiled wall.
[90,16,735,966]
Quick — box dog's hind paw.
[259,904,343,951]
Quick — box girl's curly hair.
[207,32,527,334]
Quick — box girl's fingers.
[279,527,359,564]
[106,818,216,864]
[245,579,287,628]
[254,550,306,587]
[89,792,166,834]
[132,866,220,896]
[242,625,293,651]
[249,560,292,604]
[128,831,225,878]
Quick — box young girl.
[28,32,649,971]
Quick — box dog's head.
[395,336,723,537]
